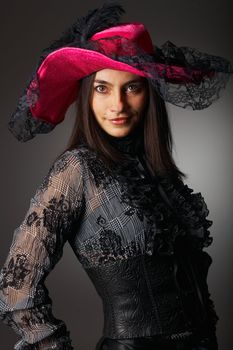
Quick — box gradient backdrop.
[0,1,232,349]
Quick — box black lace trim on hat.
[8,108,55,143]
[8,71,55,142]
[90,36,232,110]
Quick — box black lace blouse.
[0,127,219,349]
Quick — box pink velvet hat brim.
[29,47,149,126]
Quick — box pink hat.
[8,1,232,142]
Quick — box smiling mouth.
[108,117,130,125]
[109,117,129,121]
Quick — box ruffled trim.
[8,72,56,142]
[75,144,213,257]
[14,323,74,349]
[111,158,213,257]
[158,175,213,249]
[8,108,55,143]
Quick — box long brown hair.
[59,72,187,180]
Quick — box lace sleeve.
[0,150,84,349]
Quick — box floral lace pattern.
[0,254,31,291]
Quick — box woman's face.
[89,69,148,138]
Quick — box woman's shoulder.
[48,144,100,183]
[37,147,90,194]
[54,145,92,169]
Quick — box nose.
[109,89,126,114]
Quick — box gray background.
[0,0,232,349]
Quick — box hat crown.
[90,22,154,56]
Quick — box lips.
[110,117,128,121]
[108,117,129,125]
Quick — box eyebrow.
[93,78,145,86]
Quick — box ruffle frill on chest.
[75,143,213,258]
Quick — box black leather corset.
[84,249,211,340]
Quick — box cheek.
[90,97,101,118]
[133,94,148,112]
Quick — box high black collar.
[100,125,144,156]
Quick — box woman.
[0,2,232,350]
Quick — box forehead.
[94,69,144,83]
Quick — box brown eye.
[94,85,107,93]
[126,84,142,93]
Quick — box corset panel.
[84,252,206,339]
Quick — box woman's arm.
[0,150,84,349]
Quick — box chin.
[106,128,132,138]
